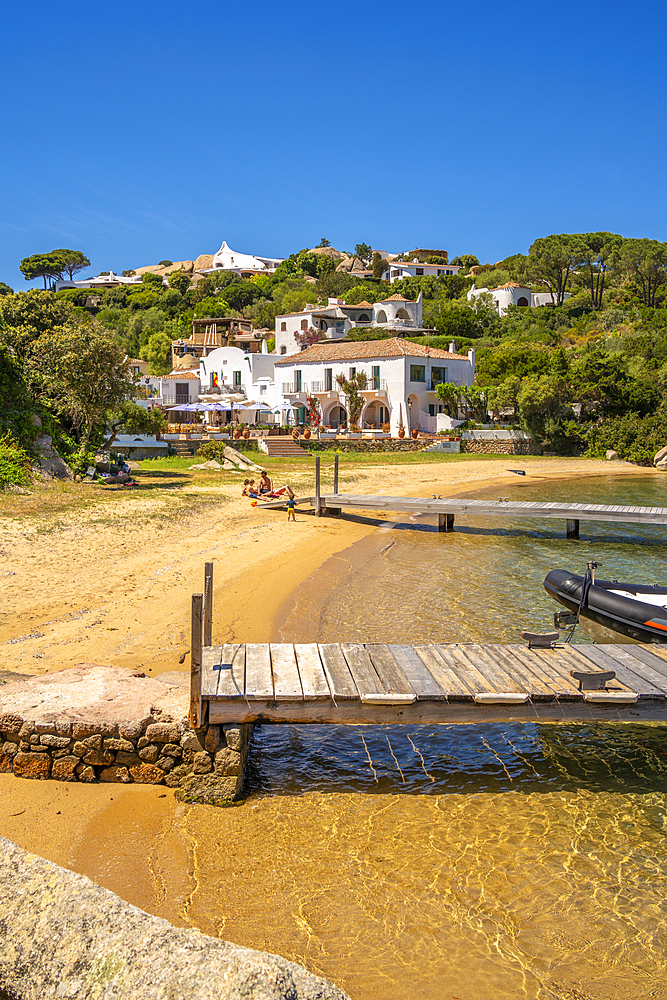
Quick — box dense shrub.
[0,434,31,488]
[586,412,667,464]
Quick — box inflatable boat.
[544,567,667,644]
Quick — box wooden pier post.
[333,453,339,495]
[439,513,455,532]
[189,593,203,727]
[203,561,213,647]
[566,518,580,539]
[315,455,323,515]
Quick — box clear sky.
[2,0,666,289]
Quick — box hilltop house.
[467,282,571,315]
[382,260,461,283]
[274,338,475,434]
[274,294,428,356]
[198,240,283,277]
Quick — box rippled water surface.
[278,474,667,644]
[201,476,667,1000]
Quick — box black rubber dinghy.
[544,569,667,644]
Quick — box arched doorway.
[395,307,410,320]
[517,296,529,307]
[327,405,347,429]
[375,309,387,323]
[362,401,390,429]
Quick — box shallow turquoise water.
[237,475,667,1000]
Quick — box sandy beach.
[0,453,661,996]
[0,455,653,680]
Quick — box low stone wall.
[0,836,349,1000]
[460,438,542,455]
[302,439,427,453]
[0,665,251,805]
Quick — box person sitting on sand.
[258,471,273,494]
[244,477,295,502]
[242,479,260,498]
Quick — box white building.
[146,372,201,408]
[467,281,571,315]
[275,294,427,356]
[382,260,461,283]
[198,345,279,406]
[274,338,475,435]
[54,271,147,292]
[199,240,283,277]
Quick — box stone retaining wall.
[302,439,426,453]
[459,438,542,455]
[0,715,252,804]
[0,665,251,806]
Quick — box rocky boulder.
[0,836,349,1000]
[654,445,667,470]
[605,449,619,461]
[32,434,73,481]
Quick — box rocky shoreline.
[0,835,349,999]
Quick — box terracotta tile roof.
[491,282,528,290]
[346,300,373,308]
[161,372,200,379]
[379,293,413,303]
[275,338,469,365]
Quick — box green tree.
[619,238,667,308]
[575,232,623,309]
[485,376,520,420]
[294,250,319,277]
[19,251,69,289]
[158,260,173,267]
[141,272,164,289]
[168,270,191,294]
[0,290,72,362]
[450,254,479,271]
[103,400,167,448]
[372,252,385,279]
[435,381,460,418]
[527,234,584,305]
[139,330,173,375]
[354,243,373,267]
[316,238,331,248]
[0,283,13,296]
[335,371,368,428]
[52,249,91,281]
[315,254,337,278]
[30,320,134,449]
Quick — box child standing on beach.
[287,497,296,521]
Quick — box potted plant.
[411,428,419,439]
[233,426,242,440]
[303,427,311,439]
[242,427,250,440]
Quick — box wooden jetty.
[189,564,667,727]
[258,456,667,538]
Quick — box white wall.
[199,346,279,405]
[382,263,461,282]
[275,352,474,434]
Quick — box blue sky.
[2,1,666,288]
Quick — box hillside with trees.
[3,230,667,486]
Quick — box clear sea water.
[191,476,667,1000]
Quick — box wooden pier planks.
[315,494,667,527]
[200,642,667,723]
